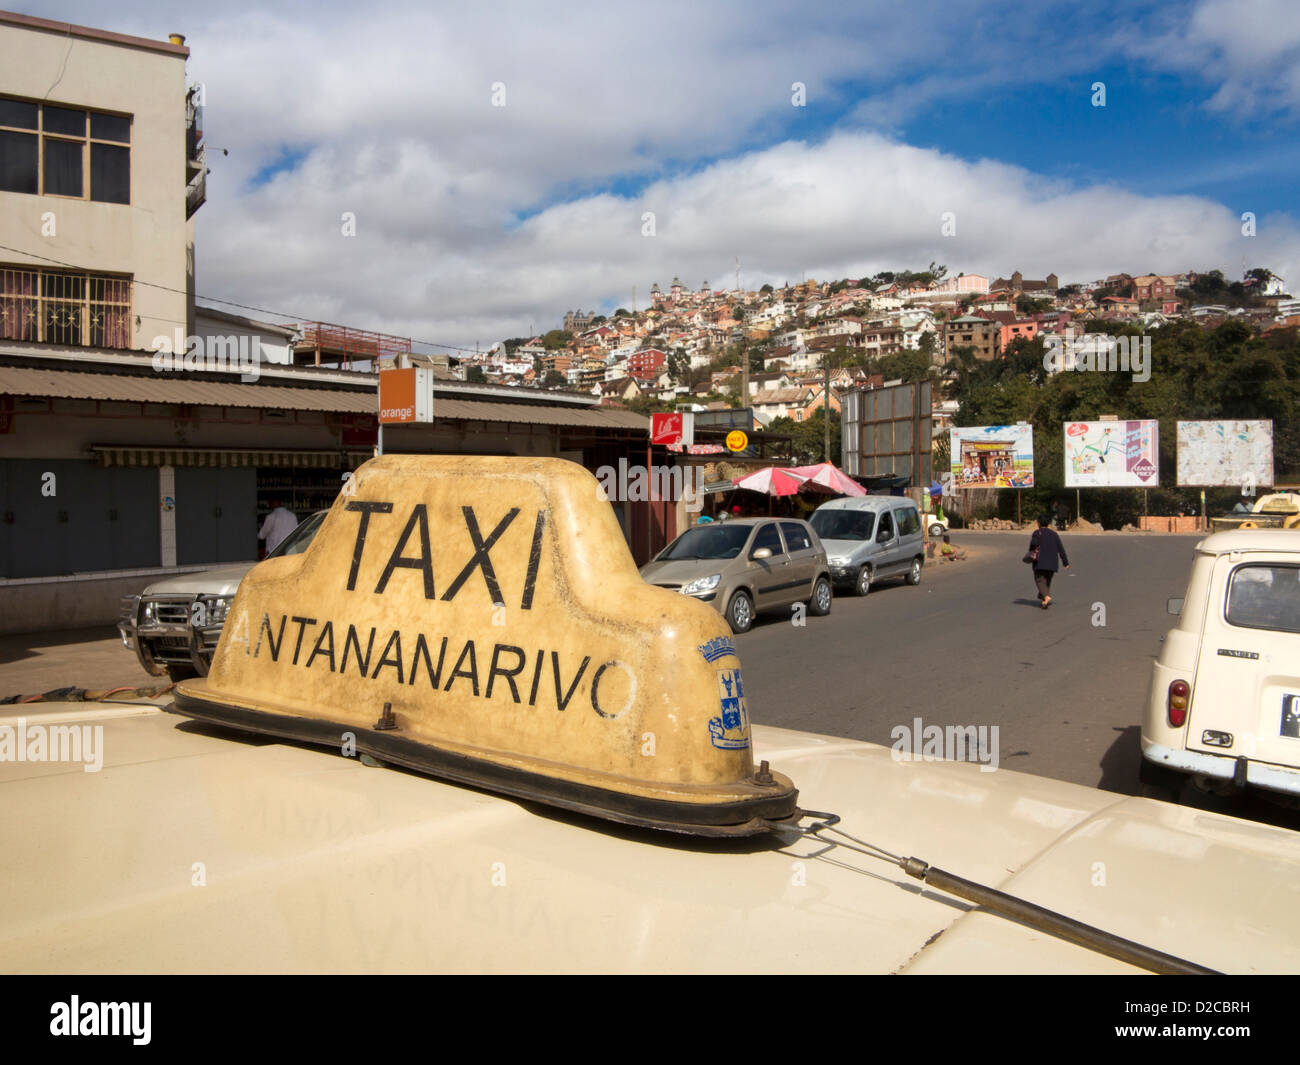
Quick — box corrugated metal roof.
[0,365,373,412]
[432,397,647,430]
[0,366,649,431]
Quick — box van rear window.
[1226,564,1300,635]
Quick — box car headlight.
[680,574,721,596]
[141,600,156,623]
[202,596,233,625]
[829,556,848,566]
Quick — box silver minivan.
[809,496,925,596]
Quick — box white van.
[809,496,925,596]
[1141,529,1300,803]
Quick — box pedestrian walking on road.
[1026,512,1069,608]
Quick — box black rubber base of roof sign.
[169,690,799,838]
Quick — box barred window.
[0,266,132,349]
[0,96,131,203]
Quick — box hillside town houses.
[465,264,1293,431]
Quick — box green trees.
[946,321,1300,525]
[874,348,933,384]
[667,347,691,384]
[768,408,842,464]
[466,365,487,384]
[1016,294,1053,315]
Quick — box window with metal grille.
[0,96,131,203]
[0,265,132,348]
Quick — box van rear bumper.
[1142,741,1300,797]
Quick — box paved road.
[739,530,1300,829]
[4,532,1296,829]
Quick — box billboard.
[1064,420,1159,487]
[950,425,1034,488]
[840,380,932,485]
[1176,420,1274,487]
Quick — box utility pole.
[740,335,749,414]
[823,349,832,462]
[736,256,748,416]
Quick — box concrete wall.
[1140,516,1203,533]
[194,311,296,369]
[0,566,209,637]
[0,17,191,349]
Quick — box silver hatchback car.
[639,517,832,633]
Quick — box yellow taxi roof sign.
[173,455,797,835]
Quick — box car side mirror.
[877,529,890,543]
[751,547,773,560]
[1167,597,1183,616]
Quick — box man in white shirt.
[259,498,298,555]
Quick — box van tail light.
[1167,680,1190,727]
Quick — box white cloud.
[198,129,1300,348]
[1128,0,1300,115]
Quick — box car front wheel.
[725,590,754,634]
[853,565,872,597]
[906,558,922,585]
[929,523,945,537]
[809,576,832,616]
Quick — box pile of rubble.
[965,518,1027,530]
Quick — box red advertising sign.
[651,412,683,446]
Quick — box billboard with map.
[1176,420,1273,487]
[1064,420,1159,487]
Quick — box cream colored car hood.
[1,703,1296,974]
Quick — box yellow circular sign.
[726,430,748,452]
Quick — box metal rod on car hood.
[899,857,1219,975]
[781,814,1221,975]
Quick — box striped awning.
[89,446,369,469]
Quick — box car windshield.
[658,524,752,560]
[810,509,874,541]
[266,510,327,560]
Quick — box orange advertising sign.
[379,369,416,424]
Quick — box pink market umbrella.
[732,467,810,497]
[786,461,867,496]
